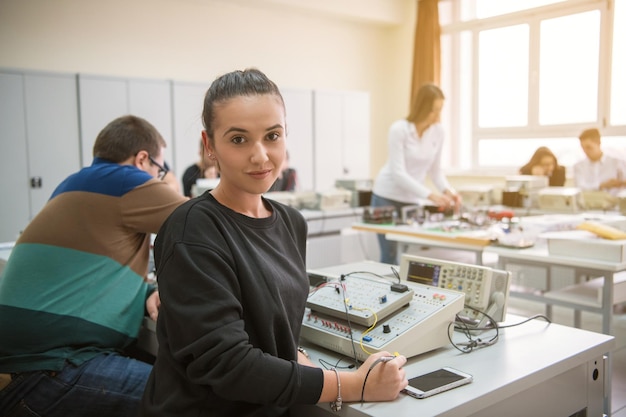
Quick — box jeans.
[0,352,151,417]
[369,193,411,265]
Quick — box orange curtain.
[410,0,441,102]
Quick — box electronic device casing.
[398,254,512,328]
[402,366,473,399]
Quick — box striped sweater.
[0,158,186,372]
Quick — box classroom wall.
[0,0,417,178]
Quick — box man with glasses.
[0,115,187,417]
[149,155,182,194]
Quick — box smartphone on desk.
[402,367,473,399]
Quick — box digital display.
[406,261,440,286]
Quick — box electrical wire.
[318,357,355,370]
[340,271,399,285]
[448,308,552,353]
[389,266,401,283]
[359,356,395,404]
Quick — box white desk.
[486,242,626,336]
[295,315,615,417]
[356,216,626,336]
[385,232,487,265]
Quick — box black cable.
[389,266,402,283]
[448,310,552,353]
[360,356,395,404]
[318,357,355,370]
[341,270,399,285]
[337,281,361,365]
[497,314,551,328]
[448,305,499,353]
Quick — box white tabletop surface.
[300,314,614,417]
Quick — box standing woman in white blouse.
[370,83,461,264]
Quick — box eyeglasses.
[148,156,169,180]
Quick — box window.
[611,0,626,125]
[477,25,529,128]
[539,11,600,125]
[439,0,626,172]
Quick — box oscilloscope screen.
[406,261,441,287]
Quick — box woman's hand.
[146,290,161,321]
[354,352,408,402]
[429,193,453,209]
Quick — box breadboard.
[306,276,414,327]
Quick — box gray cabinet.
[282,88,314,191]
[0,70,80,242]
[171,81,207,181]
[78,75,174,168]
[0,68,372,243]
[313,90,370,191]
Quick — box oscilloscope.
[398,254,512,329]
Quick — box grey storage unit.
[77,75,174,169]
[0,70,80,242]
[313,90,370,191]
[282,88,314,192]
[171,81,207,181]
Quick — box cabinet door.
[78,75,128,167]
[171,81,207,181]
[342,91,370,179]
[314,91,344,191]
[128,79,174,168]
[0,71,80,242]
[313,90,371,191]
[0,72,30,242]
[282,88,314,191]
[78,75,173,168]
[24,73,80,216]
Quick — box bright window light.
[611,0,626,125]
[539,11,600,125]
[461,0,565,20]
[478,25,529,127]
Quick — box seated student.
[574,127,626,193]
[182,138,220,197]
[519,146,566,186]
[140,68,407,417]
[0,115,188,417]
[268,150,297,192]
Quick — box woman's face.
[205,94,286,195]
[538,155,555,175]
[427,98,444,125]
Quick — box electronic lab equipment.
[263,191,300,207]
[457,185,494,208]
[502,175,549,208]
[398,254,511,329]
[538,187,582,213]
[314,188,353,210]
[362,206,396,224]
[191,178,220,197]
[618,190,626,215]
[335,179,373,207]
[301,261,465,361]
[580,190,617,211]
